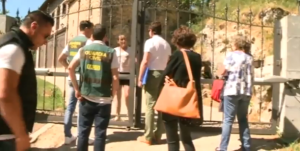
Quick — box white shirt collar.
[152,35,161,38]
[92,40,105,45]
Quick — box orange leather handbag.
[154,50,200,118]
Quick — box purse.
[154,50,200,118]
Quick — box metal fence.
[25,0,285,135]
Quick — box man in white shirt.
[0,11,54,150]
[137,21,171,145]
[57,20,94,144]
[68,24,119,151]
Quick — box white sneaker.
[65,136,77,145]
[88,138,94,145]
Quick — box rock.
[194,7,278,122]
[261,102,272,122]
[258,7,289,25]
[219,24,225,30]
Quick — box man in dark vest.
[0,11,54,150]
[58,20,94,144]
[68,24,119,151]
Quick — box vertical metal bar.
[249,8,252,44]
[134,0,142,128]
[188,0,191,28]
[63,3,70,110]
[109,4,112,47]
[236,5,240,33]
[259,17,264,122]
[77,0,81,35]
[52,33,57,110]
[88,0,92,20]
[225,4,228,54]
[121,0,123,34]
[43,44,48,110]
[99,0,102,23]
[128,0,138,127]
[52,8,57,68]
[271,20,281,133]
[154,0,157,20]
[176,0,180,28]
[222,3,228,121]
[164,0,168,39]
[200,0,204,55]
[209,2,216,121]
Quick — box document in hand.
[142,68,149,85]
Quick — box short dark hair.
[79,20,93,31]
[171,25,197,49]
[93,24,106,40]
[22,10,54,27]
[149,21,162,35]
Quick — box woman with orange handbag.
[156,26,203,151]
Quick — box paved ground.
[32,77,282,150]
[30,123,282,151]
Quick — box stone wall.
[67,0,101,41]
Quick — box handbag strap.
[180,50,194,81]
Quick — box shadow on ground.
[251,137,294,151]
[106,131,144,143]
[106,128,220,145]
[31,142,77,151]
[227,137,292,151]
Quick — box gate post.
[131,0,142,128]
[277,16,300,139]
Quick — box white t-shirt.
[85,39,93,45]
[72,40,119,104]
[0,43,25,140]
[144,35,171,70]
[114,46,132,73]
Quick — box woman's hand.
[164,76,177,86]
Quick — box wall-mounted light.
[61,23,64,28]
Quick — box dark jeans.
[77,99,111,151]
[162,113,195,151]
[0,139,31,151]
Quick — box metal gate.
[32,0,281,135]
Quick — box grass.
[37,78,64,111]
[286,142,300,151]
[275,138,300,150]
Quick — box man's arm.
[58,45,69,69]
[68,48,82,92]
[138,40,152,82]
[111,51,120,97]
[0,44,28,138]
